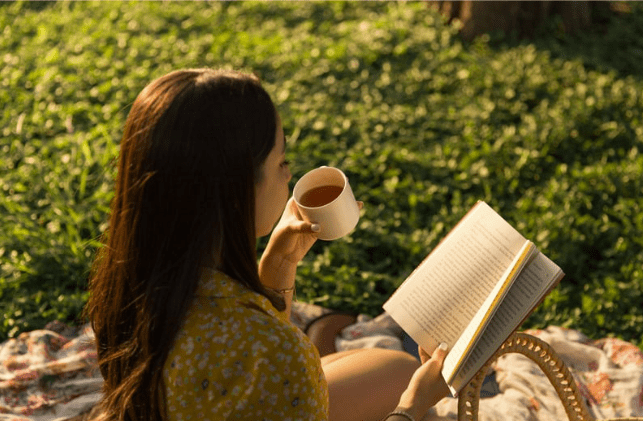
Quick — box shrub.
[1,2,642,348]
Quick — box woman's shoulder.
[185,290,315,357]
[192,268,295,330]
[164,280,329,420]
[173,270,316,358]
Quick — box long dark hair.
[85,68,284,421]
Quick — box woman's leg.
[321,348,420,421]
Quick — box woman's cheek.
[283,166,292,182]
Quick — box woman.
[85,68,449,421]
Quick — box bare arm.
[259,198,319,319]
[258,254,297,319]
[403,343,450,420]
[259,198,363,318]
[384,344,450,421]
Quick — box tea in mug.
[298,185,343,207]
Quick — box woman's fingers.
[283,197,363,235]
[287,220,320,234]
[418,346,430,365]
[399,342,451,415]
[432,342,448,360]
[418,342,448,365]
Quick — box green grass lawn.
[1,2,642,348]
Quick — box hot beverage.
[293,166,360,240]
[298,185,343,207]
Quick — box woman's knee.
[323,347,419,372]
[320,348,365,366]
[324,348,421,421]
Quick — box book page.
[383,202,527,354]
[442,242,535,386]
[447,252,563,393]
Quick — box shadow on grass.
[483,2,643,81]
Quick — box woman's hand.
[418,344,437,365]
[262,197,320,265]
[396,343,450,419]
[259,197,363,317]
[263,197,364,265]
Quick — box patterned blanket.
[1,302,642,421]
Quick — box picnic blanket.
[1,302,642,421]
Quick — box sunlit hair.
[84,68,284,421]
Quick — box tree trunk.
[433,1,592,41]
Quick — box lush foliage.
[1,2,642,348]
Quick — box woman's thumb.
[432,342,449,361]
[288,220,320,234]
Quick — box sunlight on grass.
[1,2,642,348]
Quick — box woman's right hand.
[395,343,450,419]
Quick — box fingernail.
[439,342,448,351]
[311,224,320,232]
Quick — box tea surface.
[299,185,343,207]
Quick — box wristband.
[266,285,296,301]
[384,409,415,421]
[266,286,295,294]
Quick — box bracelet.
[266,286,295,294]
[384,410,415,421]
[266,285,296,301]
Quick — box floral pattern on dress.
[163,268,329,421]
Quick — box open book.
[383,201,564,396]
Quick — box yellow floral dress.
[163,268,329,420]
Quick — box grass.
[1,1,642,349]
